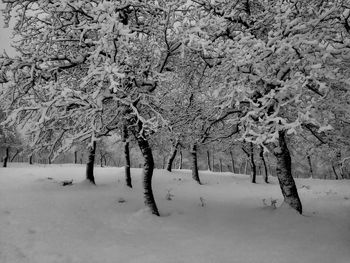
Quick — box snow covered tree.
[178,0,350,213]
[0,0,189,215]
[242,142,257,183]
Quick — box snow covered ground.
[1,164,350,263]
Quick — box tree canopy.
[1,0,349,215]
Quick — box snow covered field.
[1,164,350,263]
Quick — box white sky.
[0,3,16,56]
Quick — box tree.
[190,143,201,184]
[2,147,9,167]
[0,110,21,167]
[166,139,179,172]
[259,146,268,183]
[206,150,212,171]
[131,120,160,216]
[242,142,257,183]
[122,123,132,188]
[0,0,188,215]
[86,140,96,184]
[229,150,236,174]
[178,0,350,213]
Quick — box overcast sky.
[0,3,16,56]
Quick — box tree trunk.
[336,150,344,179]
[206,150,212,171]
[307,155,313,179]
[266,155,273,177]
[86,140,96,184]
[178,149,183,169]
[331,164,339,180]
[273,130,302,214]
[340,156,350,179]
[260,146,268,183]
[136,134,160,216]
[48,157,51,165]
[219,158,223,172]
[122,124,132,188]
[10,149,19,162]
[249,143,257,183]
[166,142,178,172]
[29,154,33,165]
[242,143,256,183]
[190,143,201,184]
[74,151,78,164]
[3,147,9,167]
[230,151,235,174]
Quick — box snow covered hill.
[1,164,350,263]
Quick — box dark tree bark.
[74,151,78,164]
[273,130,302,214]
[122,124,132,188]
[219,158,223,172]
[206,150,212,171]
[178,149,183,169]
[331,164,339,180]
[249,143,257,183]
[340,157,350,179]
[29,154,33,165]
[260,146,268,183]
[307,154,313,179]
[86,140,96,184]
[48,157,51,165]
[230,151,235,173]
[10,149,19,162]
[190,143,201,184]
[242,142,256,183]
[166,141,178,172]
[3,147,9,167]
[135,133,160,216]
